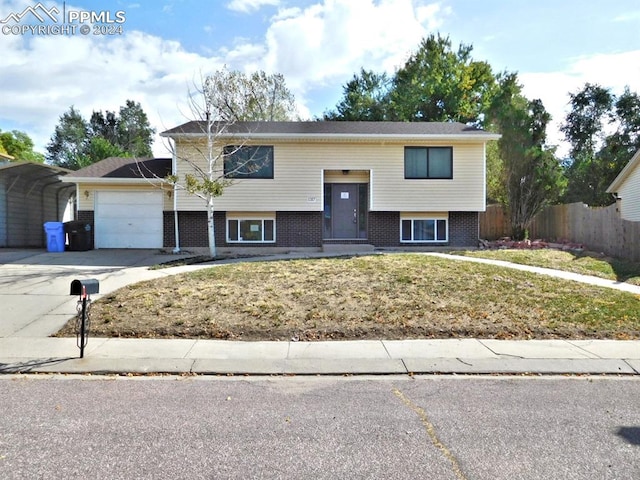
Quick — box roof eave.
[161,132,501,142]
[606,149,640,193]
[62,177,168,184]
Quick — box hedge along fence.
[480,203,640,262]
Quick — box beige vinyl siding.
[77,183,172,211]
[174,140,487,212]
[400,212,449,219]
[226,211,275,219]
[324,170,370,183]
[619,165,640,221]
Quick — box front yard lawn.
[54,254,640,341]
[452,249,640,285]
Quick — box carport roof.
[63,157,171,183]
[0,161,75,193]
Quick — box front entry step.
[322,243,375,253]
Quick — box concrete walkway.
[0,337,639,375]
[1,249,639,375]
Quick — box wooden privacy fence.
[479,204,510,240]
[480,203,640,262]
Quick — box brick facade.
[161,210,478,250]
[369,211,401,247]
[275,212,323,247]
[164,211,323,249]
[369,211,478,248]
[448,212,479,247]
[163,211,209,248]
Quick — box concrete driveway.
[0,249,186,338]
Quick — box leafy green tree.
[488,74,565,239]
[485,140,506,205]
[86,137,127,163]
[326,34,498,126]
[0,129,45,162]
[204,68,297,122]
[390,34,497,125]
[324,69,391,121]
[561,84,640,206]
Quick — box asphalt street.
[1,375,639,479]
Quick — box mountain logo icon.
[0,2,60,24]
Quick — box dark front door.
[331,184,359,238]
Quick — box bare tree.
[206,67,298,122]
[162,70,296,257]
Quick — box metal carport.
[0,162,75,248]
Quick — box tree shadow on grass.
[570,250,640,284]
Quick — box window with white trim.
[401,218,448,242]
[227,218,275,243]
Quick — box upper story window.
[223,145,274,179]
[404,147,453,179]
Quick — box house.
[0,162,74,247]
[607,149,640,221]
[66,122,499,251]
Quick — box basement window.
[227,218,275,243]
[401,218,448,242]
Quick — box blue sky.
[1,0,639,157]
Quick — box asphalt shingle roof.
[68,157,171,179]
[161,121,496,138]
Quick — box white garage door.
[95,191,163,249]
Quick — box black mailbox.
[70,278,100,296]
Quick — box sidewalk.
[1,337,639,375]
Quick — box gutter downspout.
[172,142,181,254]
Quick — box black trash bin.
[64,221,93,251]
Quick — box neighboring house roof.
[0,152,15,161]
[161,121,500,141]
[63,157,171,183]
[607,149,640,194]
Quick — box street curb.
[1,357,638,376]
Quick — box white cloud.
[258,0,440,93]
[226,0,280,14]
[0,24,223,156]
[613,11,640,22]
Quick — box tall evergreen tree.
[46,106,90,170]
[46,101,155,170]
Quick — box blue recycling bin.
[44,221,65,252]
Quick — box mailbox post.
[70,279,99,358]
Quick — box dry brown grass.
[54,254,640,341]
